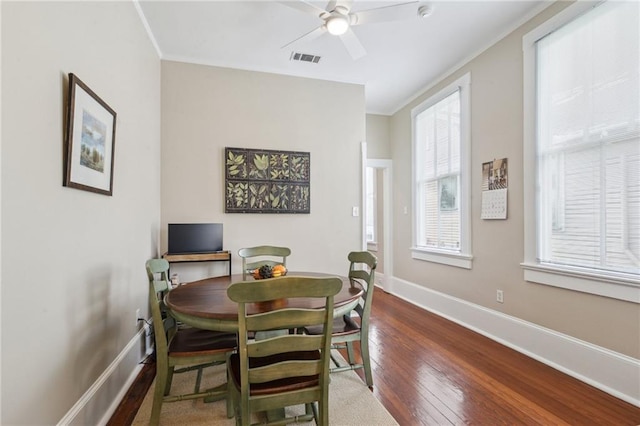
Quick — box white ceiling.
[137,0,548,115]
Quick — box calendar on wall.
[481,158,508,220]
[482,188,507,219]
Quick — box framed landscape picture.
[64,73,117,196]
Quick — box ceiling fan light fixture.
[326,15,349,35]
[418,5,433,18]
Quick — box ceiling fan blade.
[279,1,328,17]
[282,25,326,50]
[351,1,420,26]
[339,28,366,60]
[326,0,353,13]
[340,0,354,10]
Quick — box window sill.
[411,247,473,269]
[521,262,640,303]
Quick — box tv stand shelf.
[163,251,231,277]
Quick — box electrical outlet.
[136,308,141,326]
[496,290,504,303]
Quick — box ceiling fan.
[280,1,432,60]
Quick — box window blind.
[416,90,461,250]
[536,1,640,276]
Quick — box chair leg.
[360,337,373,387]
[150,366,168,426]
[318,398,328,426]
[195,366,203,393]
[239,388,250,426]
[304,402,315,421]
[329,350,342,368]
[164,366,175,395]
[226,357,235,419]
[345,341,356,365]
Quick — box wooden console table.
[162,251,232,277]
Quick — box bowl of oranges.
[252,264,287,279]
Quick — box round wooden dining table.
[164,272,363,332]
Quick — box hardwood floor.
[109,287,640,425]
[365,288,640,425]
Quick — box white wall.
[1,2,160,424]
[160,61,365,282]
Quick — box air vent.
[290,52,321,64]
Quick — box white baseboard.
[373,271,387,290]
[57,328,147,425]
[388,276,640,408]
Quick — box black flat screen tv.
[168,223,223,254]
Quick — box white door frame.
[364,152,393,291]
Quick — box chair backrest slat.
[246,309,326,332]
[249,361,322,384]
[247,334,324,358]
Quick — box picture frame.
[482,158,508,190]
[224,147,311,214]
[64,73,117,196]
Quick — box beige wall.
[160,61,365,281]
[1,2,161,424]
[389,1,639,358]
[366,114,391,159]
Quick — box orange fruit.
[272,265,286,275]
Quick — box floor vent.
[290,52,321,63]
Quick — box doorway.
[365,159,392,291]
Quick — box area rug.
[132,352,398,425]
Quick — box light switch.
[352,207,359,217]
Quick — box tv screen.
[168,223,223,254]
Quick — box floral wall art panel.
[224,147,310,213]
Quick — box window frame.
[411,73,473,269]
[522,0,640,303]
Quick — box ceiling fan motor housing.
[324,6,352,35]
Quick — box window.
[412,73,472,269]
[523,1,640,302]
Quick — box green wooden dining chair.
[238,245,291,279]
[227,275,342,426]
[304,251,377,387]
[146,258,237,425]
